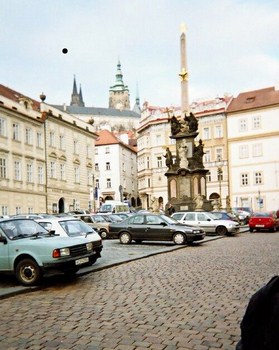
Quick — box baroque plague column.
[165,24,211,211]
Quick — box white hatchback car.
[171,211,240,236]
[36,216,103,264]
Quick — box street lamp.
[216,157,224,209]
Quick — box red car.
[249,212,279,232]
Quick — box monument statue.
[170,115,181,135]
[194,194,204,210]
[164,147,173,169]
[184,112,198,133]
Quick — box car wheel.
[100,229,108,239]
[215,225,227,236]
[119,232,132,244]
[173,232,185,245]
[15,258,42,286]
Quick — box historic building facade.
[94,129,139,210]
[0,84,98,215]
[226,86,279,212]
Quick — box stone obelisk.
[179,23,189,114]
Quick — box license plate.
[75,257,89,265]
[255,225,264,228]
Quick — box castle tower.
[109,60,130,110]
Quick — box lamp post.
[216,157,224,209]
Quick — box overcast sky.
[1,0,279,109]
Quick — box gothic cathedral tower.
[109,60,130,110]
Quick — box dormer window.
[246,96,255,103]
[19,97,33,109]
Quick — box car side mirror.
[160,222,167,226]
[0,235,8,244]
[207,218,211,221]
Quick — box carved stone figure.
[164,147,173,169]
[184,112,198,133]
[194,194,204,210]
[190,139,205,169]
[170,115,181,135]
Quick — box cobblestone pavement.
[0,231,278,350]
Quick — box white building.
[94,129,139,210]
[226,86,279,211]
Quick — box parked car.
[0,217,102,286]
[35,216,103,264]
[249,212,279,232]
[108,213,205,245]
[171,211,240,236]
[232,207,253,224]
[98,214,123,223]
[211,211,239,222]
[72,214,110,239]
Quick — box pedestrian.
[167,203,175,216]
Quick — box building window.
[157,156,162,168]
[239,119,247,132]
[15,207,22,215]
[50,161,56,178]
[59,135,65,150]
[216,148,223,161]
[95,148,98,155]
[206,171,211,182]
[60,164,65,180]
[38,166,43,184]
[241,173,249,186]
[27,207,34,214]
[49,131,55,147]
[239,145,249,159]
[203,127,210,140]
[147,156,150,169]
[156,135,161,145]
[106,178,111,188]
[215,125,222,138]
[27,164,33,183]
[86,144,91,158]
[122,162,126,172]
[204,150,211,163]
[73,140,78,154]
[74,167,80,183]
[25,128,32,145]
[254,171,262,185]
[105,147,110,154]
[217,168,223,181]
[0,158,7,178]
[252,115,261,129]
[95,163,99,171]
[14,160,21,180]
[106,162,111,170]
[252,143,262,157]
[37,132,43,148]
[12,123,20,141]
[0,118,7,137]
[1,206,8,216]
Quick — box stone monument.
[165,24,212,212]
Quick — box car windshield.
[59,220,95,237]
[252,212,270,217]
[0,219,49,240]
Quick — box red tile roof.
[0,84,41,111]
[96,129,137,152]
[226,87,279,113]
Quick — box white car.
[36,216,103,264]
[171,211,240,236]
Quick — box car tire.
[119,232,132,244]
[215,225,227,236]
[172,232,185,245]
[100,229,108,239]
[15,258,42,286]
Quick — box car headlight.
[86,242,93,251]
[193,230,200,234]
[52,247,70,258]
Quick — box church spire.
[70,75,85,107]
[133,82,141,114]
